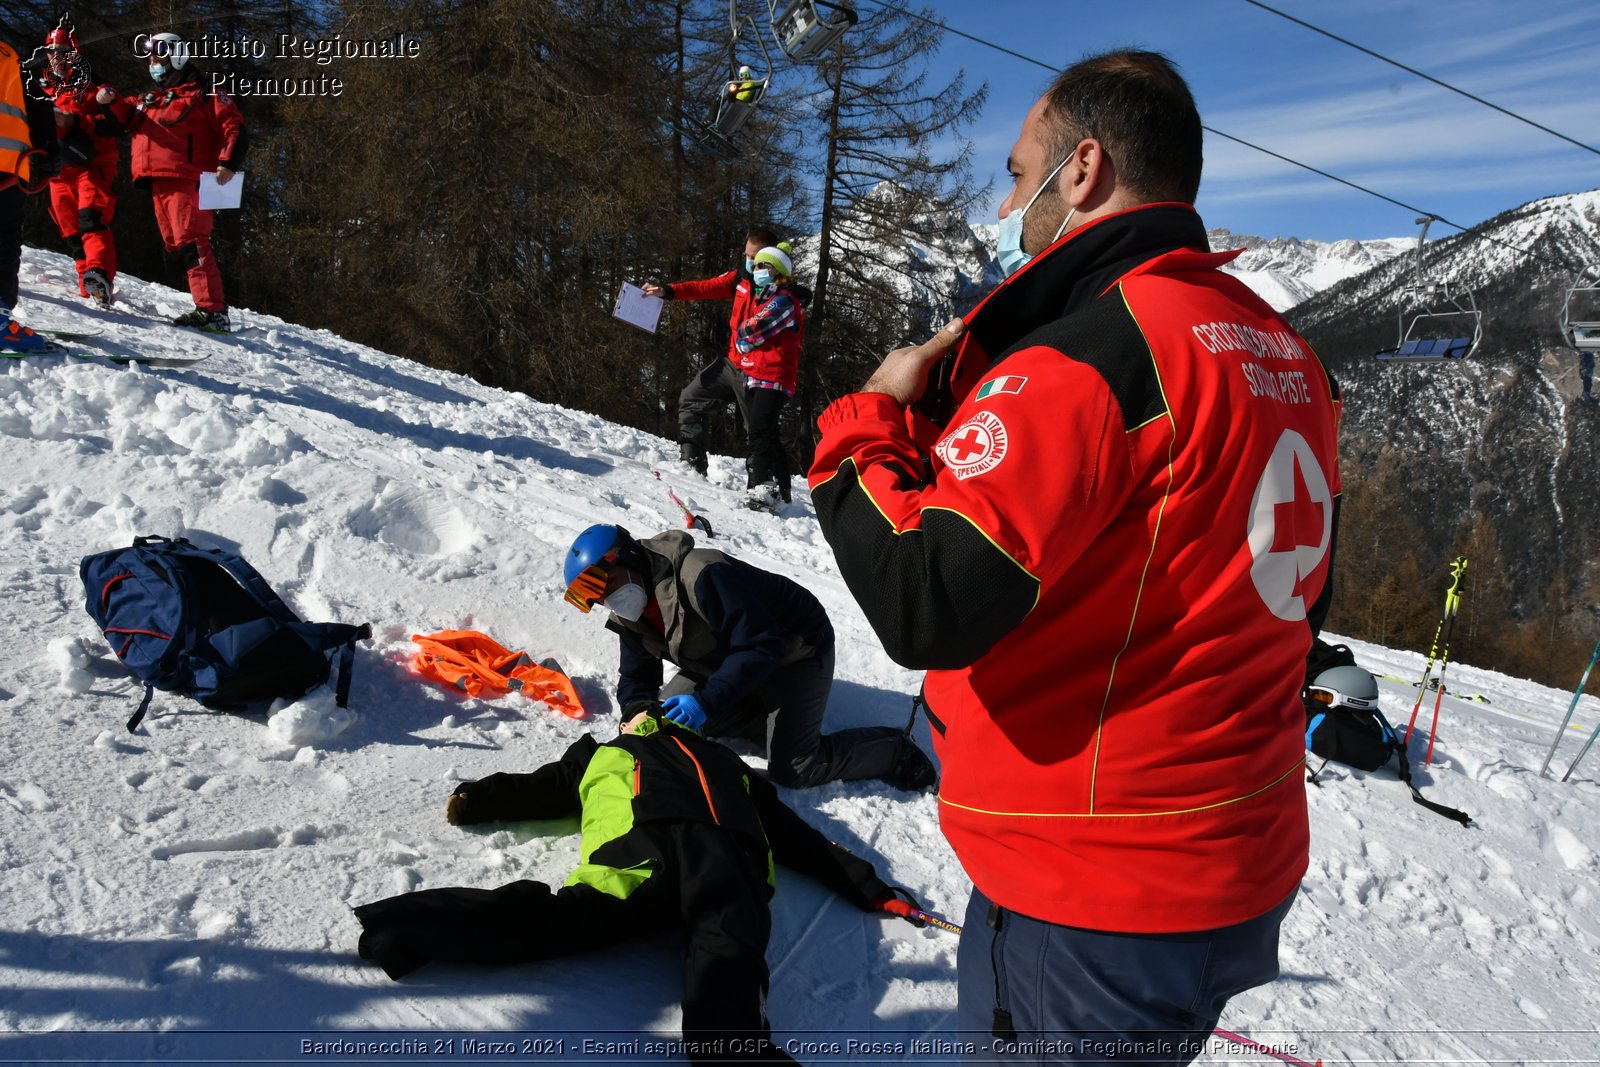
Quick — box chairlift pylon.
[1559,268,1600,352]
[1375,216,1483,363]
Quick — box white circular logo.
[1247,429,1333,621]
[936,410,1008,480]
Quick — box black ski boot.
[679,440,708,476]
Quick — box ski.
[2,345,90,359]
[103,353,213,368]
[37,327,104,341]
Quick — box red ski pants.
[47,163,117,291]
[150,176,225,313]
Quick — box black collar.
[968,203,1210,370]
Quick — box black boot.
[680,440,708,476]
[887,736,938,792]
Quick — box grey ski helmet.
[1306,664,1380,711]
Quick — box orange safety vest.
[0,41,32,182]
[411,629,585,718]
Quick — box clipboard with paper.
[198,170,243,210]
[613,283,664,334]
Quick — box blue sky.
[892,0,1600,241]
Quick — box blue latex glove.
[660,693,707,732]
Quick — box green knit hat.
[753,244,793,278]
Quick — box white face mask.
[603,575,648,622]
[148,63,169,83]
[753,268,774,290]
[996,154,1074,277]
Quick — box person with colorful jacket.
[728,245,803,508]
[644,227,804,508]
[35,25,119,308]
[97,32,245,333]
[354,703,899,1064]
[808,50,1341,1063]
[1,34,55,353]
[562,524,935,792]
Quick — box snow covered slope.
[2,248,1598,1064]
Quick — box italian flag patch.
[976,375,1027,400]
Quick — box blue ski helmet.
[564,524,635,612]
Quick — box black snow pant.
[661,643,904,789]
[353,822,795,1065]
[0,184,22,311]
[678,359,791,499]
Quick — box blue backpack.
[81,536,371,733]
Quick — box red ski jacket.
[667,268,757,370]
[110,70,245,183]
[733,284,802,393]
[41,74,118,169]
[809,203,1341,933]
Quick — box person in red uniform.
[644,226,802,506]
[97,32,245,333]
[808,50,1342,1063]
[34,24,119,308]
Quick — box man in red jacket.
[98,32,245,333]
[644,226,802,507]
[35,24,119,308]
[808,50,1341,1063]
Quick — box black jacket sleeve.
[616,628,664,708]
[747,771,889,911]
[448,734,598,824]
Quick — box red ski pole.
[1211,1027,1322,1067]
[878,897,963,935]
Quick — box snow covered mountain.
[1206,228,1415,312]
[4,245,1600,1063]
[800,187,1411,325]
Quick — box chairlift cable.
[1240,0,1600,160]
[858,0,1574,273]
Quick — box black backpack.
[1302,639,1470,825]
[81,535,371,733]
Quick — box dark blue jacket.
[607,531,831,714]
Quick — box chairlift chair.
[1559,277,1600,352]
[1376,216,1483,362]
[684,7,774,162]
[769,0,858,61]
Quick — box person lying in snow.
[353,702,900,1064]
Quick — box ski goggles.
[1306,686,1380,712]
[564,561,613,613]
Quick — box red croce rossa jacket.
[39,72,118,169]
[109,68,245,183]
[809,203,1342,933]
